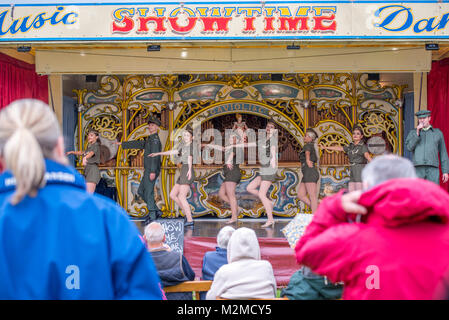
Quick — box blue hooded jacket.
[0,159,163,300]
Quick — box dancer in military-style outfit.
[297,128,320,213]
[246,120,278,228]
[149,125,196,227]
[406,109,449,185]
[116,117,162,224]
[67,129,101,193]
[320,126,372,191]
[204,128,253,224]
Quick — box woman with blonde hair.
[66,129,101,193]
[0,99,162,299]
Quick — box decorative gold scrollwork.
[89,115,122,140]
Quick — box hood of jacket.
[359,178,449,227]
[227,227,261,263]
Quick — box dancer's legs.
[218,183,230,203]
[224,182,238,222]
[305,182,318,213]
[170,184,184,215]
[246,176,261,197]
[297,182,311,208]
[86,182,96,193]
[178,184,193,222]
[259,180,274,224]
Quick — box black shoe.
[155,210,164,219]
[184,220,194,227]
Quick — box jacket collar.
[0,159,86,193]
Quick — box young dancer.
[149,126,195,227]
[204,128,249,224]
[297,128,320,213]
[320,126,372,191]
[67,130,101,193]
[246,120,278,228]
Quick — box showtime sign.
[0,2,449,42]
[111,6,337,34]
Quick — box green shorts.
[301,165,319,183]
[259,164,277,182]
[177,164,195,185]
[223,165,241,183]
[84,164,101,184]
[349,163,366,183]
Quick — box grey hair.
[362,155,417,189]
[217,226,235,249]
[144,222,166,244]
[0,99,61,205]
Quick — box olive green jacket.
[122,133,162,173]
[405,126,449,173]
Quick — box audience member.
[144,222,195,300]
[206,227,276,300]
[295,155,449,299]
[281,266,342,300]
[0,99,163,299]
[200,226,235,299]
[202,226,235,281]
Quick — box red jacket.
[295,178,449,300]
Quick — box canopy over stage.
[135,218,298,286]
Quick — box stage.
[135,218,300,286]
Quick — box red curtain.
[0,52,48,109]
[0,53,48,172]
[428,58,449,192]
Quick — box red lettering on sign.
[313,14,336,31]
[263,17,275,31]
[279,17,309,31]
[137,17,166,32]
[167,17,197,33]
[200,17,232,31]
[112,15,134,33]
[243,17,256,31]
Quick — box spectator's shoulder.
[203,250,216,259]
[259,259,274,270]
